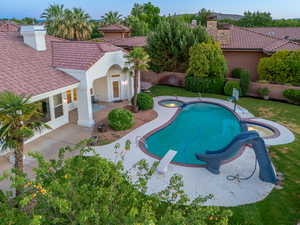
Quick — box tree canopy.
[147,18,210,72]
[101,11,123,25]
[0,142,232,225]
[41,4,92,40]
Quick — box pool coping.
[139,99,283,168]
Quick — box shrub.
[231,67,243,78]
[137,93,154,110]
[185,76,224,94]
[108,108,134,131]
[258,50,300,84]
[258,87,270,97]
[240,70,251,96]
[224,80,241,96]
[187,42,228,80]
[283,89,300,104]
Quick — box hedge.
[185,76,224,94]
[283,89,300,104]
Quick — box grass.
[149,85,300,225]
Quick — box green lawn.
[149,85,300,225]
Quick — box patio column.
[77,87,95,127]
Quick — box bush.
[108,108,134,131]
[258,87,270,97]
[231,67,243,78]
[187,42,228,80]
[258,50,300,84]
[283,89,300,104]
[137,93,154,110]
[185,76,224,94]
[224,80,241,96]
[240,70,251,96]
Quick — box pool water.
[144,103,242,165]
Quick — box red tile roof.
[99,24,130,33]
[0,23,19,32]
[217,26,300,53]
[248,27,300,41]
[0,32,79,96]
[107,36,147,48]
[52,41,124,70]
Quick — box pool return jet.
[195,131,278,184]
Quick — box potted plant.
[258,87,270,100]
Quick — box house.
[106,19,300,81]
[0,25,134,143]
[99,24,131,39]
[206,17,300,80]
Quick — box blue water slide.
[195,131,278,184]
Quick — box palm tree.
[101,11,123,25]
[124,48,150,108]
[41,4,65,35]
[0,91,50,191]
[41,5,92,40]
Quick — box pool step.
[157,150,177,174]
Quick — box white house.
[0,25,135,147]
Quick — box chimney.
[217,24,232,45]
[20,25,46,51]
[206,15,218,39]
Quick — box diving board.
[157,150,177,174]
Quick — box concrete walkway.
[88,96,295,206]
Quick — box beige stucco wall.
[223,50,267,81]
[93,76,108,101]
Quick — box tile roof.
[99,24,130,32]
[0,23,19,32]
[107,36,147,48]
[217,26,300,53]
[248,27,300,41]
[52,41,124,70]
[0,32,79,96]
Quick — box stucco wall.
[141,71,186,87]
[102,32,129,39]
[223,50,267,81]
[93,76,108,101]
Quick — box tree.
[187,41,227,79]
[147,18,210,72]
[0,91,49,194]
[40,4,65,35]
[124,47,150,108]
[0,142,232,224]
[127,2,161,36]
[237,11,272,27]
[20,17,37,25]
[101,11,123,25]
[196,8,212,26]
[41,4,92,40]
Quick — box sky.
[0,0,299,20]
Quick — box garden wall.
[228,78,300,101]
[141,71,185,87]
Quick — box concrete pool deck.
[89,96,295,206]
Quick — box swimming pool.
[142,102,243,166]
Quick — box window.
[66,90,72,104]
[73,88,78,101]
[37,98,51,123]
[111,74,120,78]
[53,94,63,118]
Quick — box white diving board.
[157,150,177,174]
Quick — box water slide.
[195,131,278,184]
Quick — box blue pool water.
[144,103,242,165]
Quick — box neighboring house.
[0,25,134,144]
[247,27,300,42]
[206,18,300,80]
[99,24,131,39]
[0,20,19,32]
